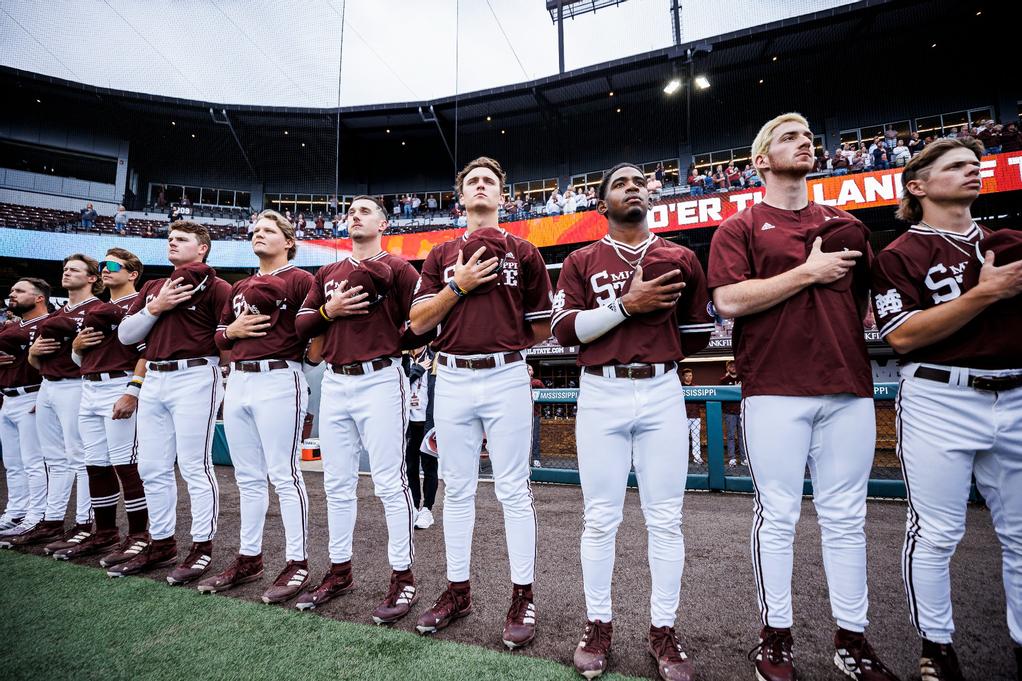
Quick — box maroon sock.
[114,463,148,535]
[86,465,120,532]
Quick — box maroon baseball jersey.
[296,251,420,366]
[708,201,873,398]
[550,236,714,365]
[80,293,145,375]
[126,276,231,361]
[36,297,103,380]
[413,230,553,354]
[216,265,314,362]
[0,313,48,389]
[871,222,1021,369]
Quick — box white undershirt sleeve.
[118,306,159,345]
[574,301,628,343]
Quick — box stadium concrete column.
[115,140,129,205]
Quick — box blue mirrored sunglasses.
[99,261,125,273]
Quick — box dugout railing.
[530,383,908,499]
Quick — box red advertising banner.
[307,150,1022,261]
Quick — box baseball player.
[708,113,898,681]
[0,278,52,545]
[17,255,105,552]
[60,248,150,565]
[551,163,714,680]
[198,210,315,605]
[680,368,703,465]
[409,157,553,649]
[294,196,424,623]
[111,221,231,584]
[871,137,1022,681]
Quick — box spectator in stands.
[872,141,890,170]
[586,187,597,210]
[114,205,128,235]
[891,139,911,167]
[180,195,192,208]
[719,360,744,467]
[742,163,762,187]
[908,131,925,156]
[545,191,563,215]
[646,174,663,198]
[849,149,866,173]
[1000,122,1022,152]
[156,187,167,208]
[427,195,438,217]
[285,209,294,224]
[860,143,873,170]
[411,194,422,216]
[566,187,581,214]
[247,213,257,240]
[884,126,898,150]
[831,147,850,175]
[979,123,1002,154]
[681,368,703,465]
[294,221,305,240]
[688,168,705,196]
[655,161,665,185]
[725,162,743,189]
[314,212,325,237]
[80,203,98,230]
[402,194,413,219]
[712,165,727,191]
[296,213,307,237]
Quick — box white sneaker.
[728,458,737,467]
[532,460,542,468]
[693,458,704,465]
[414,508,434,530]
[0,514,23,532]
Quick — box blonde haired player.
[709,113,898,681]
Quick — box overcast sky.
[1,0,855,108]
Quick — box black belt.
[436,351,523,370]
[234,360,290,373]
[585,362,675,380]
[83,370,130,382]
[147,359,209,372]
[914,366,1022,392]
[1,385,41,397]
[330,358,393,376]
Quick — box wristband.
[615,299,631,318]
[447,279,468,298]
[125,377,143,397]
[319,305,334,321]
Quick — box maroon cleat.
[648,625,695,681]
[9,520,65,547]
[573,619,613,679]
[53,530,119,561]
[833,628,900,680]
[371,569,418,624]
[295,562,353,611]
[262,560,310,604]
[749,626,798,681]
[415,582,472,635]
[100,534,150,568]
[166,541,213,585]
[106,538,177,577]
[502,584,537,649]
[919,639,963,681]
[197,553,264,594]
[43,523,93,555]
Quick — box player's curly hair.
[597,162,643,200]
[454,157,506,196]
[255,210,298,260]
[63,253,105,296]
[896,137,985,224]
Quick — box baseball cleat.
[166,542,214,585]
[197,554,264,594]
[44,523,94,555]
[295,562,353,610]
[919,639,963,681]
[100,534,150,568]
[503,584,536,649]
[8,519,65,547]
[53,530,119,561]
[749,626,798,681]
[415,583,472,634]
[0,515,24,533]
[371,570,418,624]
[106,538,177,577]
[833,629,900,680]
[573,619,612,679]
[262,560,310,604]
[648,625,694,681]
[0,519,39,548]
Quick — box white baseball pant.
[897,363,1022,646]
[0,391,46,522]
[136,360,223,543]
[743,394,875,632]
[80,378,138,467]
[36,379,91,524]
[577,368,688,627]
[434,357,536,585]
[686,417,702,462]
[319,362,414,569]
[224,362,309,561]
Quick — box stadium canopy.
[0,0,861,108]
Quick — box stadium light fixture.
[301,143,306,147]
[931,43,937,48]
[616,108,622,113]
[486,116,492,122]
[401,141,406,146]
[501,129,506,134]
[663,78,682,95]
[284,130,289,135]
[608,91,614,97]
[171,121,176,126]
[386,129,391,133]
[759,79,764,84]
[772,56,778,62]
[35,98,41,103]
[694,75,711,90]
[191,134,196,138]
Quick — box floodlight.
[694,76,710,90]
[663,79,682,95]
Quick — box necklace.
[607,234,655,270]
[918,221,980,260]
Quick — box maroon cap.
[170,262,216,302]
[0,326,31,356]
[83,303,127,337]
[38,315,78,343]
[805,217,870,292]
[346,259,394,309]
[239,275,288,325]
[461,227,508,294]
[963,229,1022,296]
[621,248,690,325]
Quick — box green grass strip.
[0,551,641,681]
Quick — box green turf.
[0,551,642,681]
